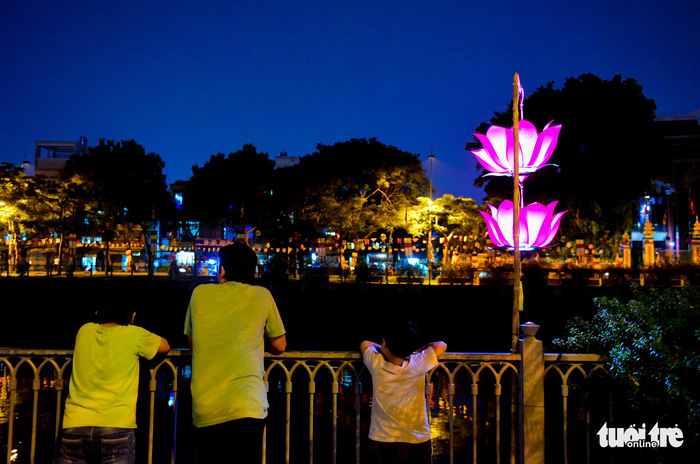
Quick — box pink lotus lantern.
[479,200,567,249]
[471,120,562,181]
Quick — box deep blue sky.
[2,1,699,202]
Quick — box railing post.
[6,375,18,464]
[519,322,545,464]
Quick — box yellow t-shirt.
[63,323,162,429]
[184,281,286,427]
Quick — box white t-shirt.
[363,345,438,443]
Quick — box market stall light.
[479,199,567,249]
[470,119,562,181]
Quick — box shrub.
[553,285,700,454]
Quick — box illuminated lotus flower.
[471,120,562,179]
[479,200,567,249]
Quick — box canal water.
[1,277,632,351]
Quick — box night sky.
[2,0,699,202]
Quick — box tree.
[277,138,429,240]
[274,138,429,278]
[0,163,34,273]
[25,177,93,276]
[184,144,275,245]
[470,74,661,258]
[405,194,487,264]
[62,139,171,276]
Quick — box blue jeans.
[58,427,135,464]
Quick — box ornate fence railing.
[1,345,606,464]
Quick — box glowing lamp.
[471,120,562,180]
[479,200,567,249]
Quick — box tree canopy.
[470,74,661,256]
[184,144,275,243]
[275,137,429,241]
[62,139,171,274]
[405,194,487,262]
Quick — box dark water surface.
[1,277,634,351]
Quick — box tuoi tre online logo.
[597,423,683,448]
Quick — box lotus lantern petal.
[479,200,567,249]
[471,120,562,179]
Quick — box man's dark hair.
[95,291,134,326]
[383,317,421,358]
[219,243,259,283]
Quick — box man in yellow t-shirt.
[184,243,286,463]
[58,298,170,464]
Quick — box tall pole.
[428,151,435,284]
[512,73,522,354]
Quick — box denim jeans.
[58,427,135,464]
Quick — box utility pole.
[428,150,435,284]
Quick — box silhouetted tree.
[184,144,275,244]
[274,138,429,278]
[63,139,171,276]
[276,138,429,240]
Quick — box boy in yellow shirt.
[58,296,169,464]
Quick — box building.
[33,137,88,178]
[274,151,301,169]
[638,111,700,258]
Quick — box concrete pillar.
[519,322,545,464]
[643,219,655,267]
[621,232,631,268]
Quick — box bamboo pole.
[512,73,521,354]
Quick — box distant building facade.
[274,151,301,169]
[33,137,88,178]
[639,111,700,256]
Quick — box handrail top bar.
[0,348,604,363]
[544,353,607,362]
[0,348,75,356]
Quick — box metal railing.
[1,348,606,464]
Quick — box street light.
[428,151,435,284]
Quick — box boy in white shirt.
[361,318,447,464]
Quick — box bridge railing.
[1,342,606,464]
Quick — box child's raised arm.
[416,341,447,358]
[360,340,382,354]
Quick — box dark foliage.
[553,285,700,454]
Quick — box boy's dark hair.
[383,317,421,358]
[219,243,258,283]
[95,291,134,326]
